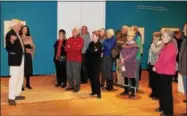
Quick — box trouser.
[148,64,159,97]
[66,61,81,90]
[54,60,67,85]
[25,76,31,86]
[103,56,113,81]
[89,64,101,95]
[182,76,187,95]
[103,56,113,89]
[100,57,105,86]
[135,59,141,90]
[9,56,24,100]
[124,77,136,90]
[158,74,173,115]
[81,54,88,82]
[173,71,178,81]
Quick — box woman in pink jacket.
[153,29,177,116]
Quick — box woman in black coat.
[53,29,67,88]
[86,31,102,99]
[20,25,35,90]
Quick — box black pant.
[124,77,136,88]
[158,74,173,115]
[81,54,88,82]
[148,64,159,97]
[54,60,67,85]
[89,64,101,95]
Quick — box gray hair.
[10,19,21,28]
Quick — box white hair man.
[5,19,25,105]
[65,27,84,92]
[80,25,91,83]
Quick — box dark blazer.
[86,41,102,66]
[53,39,67,61]
[5,29,24,66]
[179,36,187,76]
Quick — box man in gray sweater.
[80,26,91,83]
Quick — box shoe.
[89,93,96,96]
[128,88,135,98]
[120,87,129,96]
[97,94,101,99]
[26,85,32,89]
[152,97,158,100]
[183,99,187,103]
[61,84,67,88]
[16,96,25,100]
[81,81,88,84]
[65,87,74,91]
[55,84,61,87]
[100,84,104,87]
[155,108,163,112]
[8,99,16,106]
[73,88,80,92]
[22,87,25,91]
[173,79,178,83]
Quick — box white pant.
[9,56,24,100]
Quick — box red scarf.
[56,39,63,59]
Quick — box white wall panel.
[81,2,106,34]
[58,2,82,38]
[58,1,106,39]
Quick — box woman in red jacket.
[153,29,177,116]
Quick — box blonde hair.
[153,32,161,37]
[106,29,115,37]
[127,28,136,37]
[122,25,128,30]
[131,26,139,33]
[162,29,174,40]
[10,19,21,28]
[73,27,80,34]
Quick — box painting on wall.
[4,20,26,47]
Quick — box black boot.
[106,80,110,90]
[26,78,32,89]
[22,86,25,91]
[108,80,113,91]
[129,88,135,98]
[120,86,129,95]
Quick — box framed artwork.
[3,20,26,47]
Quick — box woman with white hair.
[103,29,116,90]
[120,29,139,98]
[153,29,177,116]
[5,19,25,105]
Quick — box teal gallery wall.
[1,2,57,76]
[106,1,187,69]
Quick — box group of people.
[5,18,187,116]
[53,25,143,99]
[147,24,187,116]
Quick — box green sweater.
[135,36,142,60]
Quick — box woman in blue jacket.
[103,29,116,90]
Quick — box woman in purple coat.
[120,30,139,98]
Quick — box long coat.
[120,42,138,78]
[179,37,187,76]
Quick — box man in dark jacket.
[5,19,25,105]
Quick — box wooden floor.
[1,71,186,116]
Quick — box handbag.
[111,48,119,59]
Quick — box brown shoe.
[16,96,25,100]
[8,99,16,106]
